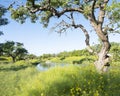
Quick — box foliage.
[102,1,120,34]
[50,57,62,63]
[0,41,28,62]
[26,54,37,59]
[57,50,90,57]
[106,0,120,27]
[110,42,120,61]
[0,4,8,33]
[40,53,55,60]
[28,59,40,65]
[0,4,8,26]
[40,42,120,64]
[9,0,120,32]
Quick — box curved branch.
[26,4,83,17]
[91,0,97,23]
[52,14,97,54]
[70,13,96,54]
[73,24,96,54]
[98,0,109,28]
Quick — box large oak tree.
[0,41,28,62]
[9,0,120,72]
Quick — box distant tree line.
[0,41,119,63]
[39,42,120,62]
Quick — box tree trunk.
[95,42,111,73]
[85,0,110,73]
[94,29,111,73]
[11,56,16,63]
[78,22,111,73]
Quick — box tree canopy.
[9,0,120,29]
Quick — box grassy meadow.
[0,60,120,96]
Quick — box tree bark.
[94,29,111,73]
[86,0,111,73]
[88,18,111,72]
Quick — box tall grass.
[17,63,120,96]
[0,63,38,96]
[0,62,120,96]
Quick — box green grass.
[50,56,96,64]
[22,63,120,96]
[0,63,38,96]
[0,61,120,96]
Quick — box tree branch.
[91,0,97,23]
[26,4,84,17]
[52,13,96,54]
[73,24,96,54]
[98,0,109,28]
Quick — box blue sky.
[0,0,120,56]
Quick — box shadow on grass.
[73,58,94,64]
[0,57,10,64]
[0,57,8,61]
[79,58,94,63]
[0,65,28,71]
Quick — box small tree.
[9,0,120,72]
[0,41,28,62]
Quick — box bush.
[28,59,40,65]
